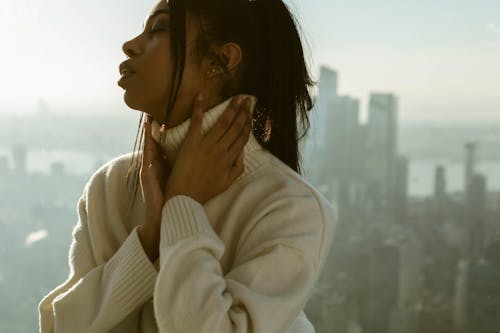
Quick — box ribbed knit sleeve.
[153,194,333,333]
[38,191,159,333]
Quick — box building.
[393,155,409,221]
[302,66,339,191]
[389,308,418,333]
[363,245,400,333]
[0,156,9,175]
[50,161,65,177]
[12,144,27,175]
[454,243,500,333]
[468,173,486,218]
[434,165,447,220]
[365,93,399,210]
[467,173,487,258]
[464,142,476,196]
[307,66,338,150]
[325,95,362,205]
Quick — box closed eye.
[150,23,170,34]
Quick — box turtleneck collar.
[150,95,263,173]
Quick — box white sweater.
[38,96,337,333]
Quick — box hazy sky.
[1,0,499,121]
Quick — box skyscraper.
[302,66,339,188]
[366,93,398,209]
[365,245,400,333]
[467,173,487,258]
[325,95,361,205]
[464,142,477,196]
[468,173,486,218]
[308,66,338,149]
[12,144,27,175]
[454,244,500,333]
[434,165,447,219]
[393,155,409,221]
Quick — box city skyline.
[1,0,499,121]
[1,40,500,331]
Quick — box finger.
[204,95,244,146]
[227,117,252,164]
[228,150,245,183]
[218,97,252,151]
[140,117,153,199]
[233,149,244,168]
[143,115,162,171]
[187,93,204,141]
[142,116,154,168]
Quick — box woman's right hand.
[138,114,170,261]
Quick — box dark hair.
[127,0,315,206]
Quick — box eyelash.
[149,25,169,34]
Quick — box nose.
[122,36,141,58]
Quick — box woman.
[38,0,336,332]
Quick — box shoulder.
[242,150,337,223]
[235,151,337,271]
[81,152,136,211]
[86,152,134,190]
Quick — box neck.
[150,95,259,167]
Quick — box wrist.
[164,190,180,203]
[137,225,160,262]
[164,183,190,203]
[164,194,178,203]
[138,223,159,239]
[164,192,203,205]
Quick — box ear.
[219,42,242,72]
[207,42,242,76]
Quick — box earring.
[159,123,167,143]
[253,107,272,143]
[207,66,223,76]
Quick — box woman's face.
[119,0,214,127]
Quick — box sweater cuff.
[103,225,159,311]
[160,195,219,247]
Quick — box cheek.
[147,46,172,98]
[176,56,205,98]
[176,66,196,96]
[122,42,172,114]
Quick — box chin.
[124,98,167,123]
[123,93,147,113]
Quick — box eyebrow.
[142,8,171,28]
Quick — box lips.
[119,61,136,76]
[118,61,137,87]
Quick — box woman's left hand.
[164,93,253,205]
